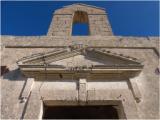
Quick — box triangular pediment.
[17,48,144,78]
[50,54,105,67]
[17,48,143,69]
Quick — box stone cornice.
[1,36,159,48]
[2,36,158,56]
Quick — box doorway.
[43,105,119,119]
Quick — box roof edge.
[63,3,105,10]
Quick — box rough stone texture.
[87,90,139,119]
[23,91,43,119]
[1,70,26,119]
[1,36,158,48]
[21,78,34,99]
[47,3,113,36]
[1,3,159,119]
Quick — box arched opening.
[72,11,89,36]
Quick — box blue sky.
[1,1,159,36]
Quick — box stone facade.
[47,4,112,36]
[1,3,159,119]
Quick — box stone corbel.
[129,78,142,103]
[21,78,35,102]
[78,78,87,105]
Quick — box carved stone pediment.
[17,48,143,78]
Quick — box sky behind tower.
[1,1,159,36]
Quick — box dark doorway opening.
[43,105,119,119]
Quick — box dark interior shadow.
[43,105,119,119]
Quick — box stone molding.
[16,47,143,79]
[1,36,159,49]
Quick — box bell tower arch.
[72,11,89,35]
[47,3,113,36]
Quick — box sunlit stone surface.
[1,3,159,119]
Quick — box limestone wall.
[105,48,159,118]
[47,15,73,36]
[1,36,159,70]
[88,15,112,35]
[1,3,159,119]
[1,36,159,48]
[1,36,159,119]
[1,44,159,119]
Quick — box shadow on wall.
[2,68,28,100]
[3,68,27,81]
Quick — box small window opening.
[59,73,63,79]
[1,66,9,76]
[72,11,89,36]
[155,67,160,75]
